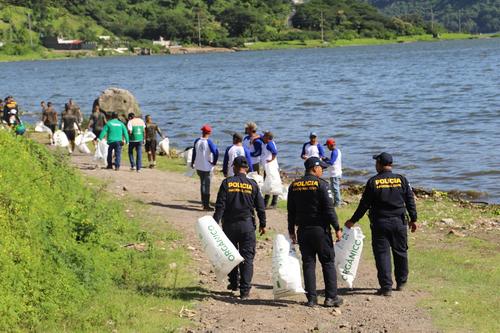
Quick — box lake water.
[2,39,499,202]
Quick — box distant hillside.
[368,0,500,33]
[0,0,455,56]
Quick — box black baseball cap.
[373,152,393,166]
[233,156,249,168]
[304,157,329,170]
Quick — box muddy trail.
[70,152,437,333]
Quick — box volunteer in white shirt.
[323,138,342,207]
[301,132,325,160]
[223,133,253,177]
[191,124,219,211]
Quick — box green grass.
[281,191,499,332]
[0,129,202,332]
[243,33,499,51]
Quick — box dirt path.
[71,152,437,333]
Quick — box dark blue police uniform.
[213,172,266,296]
[287,161,340,305]
[349,154,417,293]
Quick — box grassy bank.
[278,189,499,332]
[0,130,200,332]
[242,33,499,51]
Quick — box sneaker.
[106,165,113,170]
[266,205,277,210]
[305,297,318,307]
[375,288,392,297]
[396,282,407,291]
[136,169,141,173]
[227,283,238,292]
[324,296,343,307]
[240,291,250,300]
[130,166,135,171]
[203,206,214,211]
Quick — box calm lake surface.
[2,39,499,202]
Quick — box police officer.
[288,157,343,307]
[345,152,417,297]
[213,156,266,299]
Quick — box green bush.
[0,131,188,331]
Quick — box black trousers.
[370,216,409,290]
[298,226,338,299]
[224,227,256,293]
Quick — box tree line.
[368,0,500,33]
[1,0,486,52]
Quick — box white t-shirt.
[225,145,246,177]
[327,148,342,178]
[193,138,217,172]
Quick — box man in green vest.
[99,112,129,171]
[127,113,146,172]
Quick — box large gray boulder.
[97,87,141,121]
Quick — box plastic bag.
[81,130,96,143]
[278,184,289,201]
[159,137,170,155]
[334,226,365,289]
[34,121,52,133]
[196,215,244,281]
[272,234,305,299]
[77,142,91,154]
[93,139,109,162]
[184,147,194,177]
[247,172,264,191]
[53,130,69,147]
[262,159,283,195]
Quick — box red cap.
[201,124,212,133]
[324,138,336,146]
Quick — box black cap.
[233,156,249,168]
[304,157,329,170]
[373,152,393,166]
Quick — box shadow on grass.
[148,201,204,212]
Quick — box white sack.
[184,147,195,177]
[196,215,244,281]
[159,137,170,155]
[34,121,52,133]
[334,226,365,289]
[81,130,96,143]
[93,139,109,162]
[247,172,264,189]
[262,159,283,195]
[278,184,289,201]
[77,142,91,154]
[53,130,69,147]
[272,234,305,299]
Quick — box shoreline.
[1,33,498,63]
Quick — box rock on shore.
[97,87,141,120]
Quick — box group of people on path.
[1,96,25,135]
[39,99,165,171]
[200,121,418,309]
[191,122,343,211]
[96,112,164,172]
